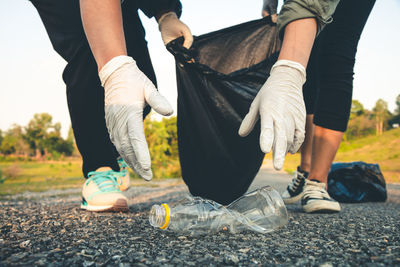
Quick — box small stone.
[19,240,31,249]
[83,261,95,267]
[224,254,239,264]
[239,248,250,254]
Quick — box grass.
[277,127,400,183]
[1,128,399,196]
[0,159,179,197]
[0,160,83,196]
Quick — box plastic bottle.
[149,186,288,234]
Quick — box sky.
[1,0,400,138]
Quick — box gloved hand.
[262,0,278,23]
[99,55,173,181]
[158,12,193,49]
[238,60,306,170]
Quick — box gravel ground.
[1,168,400,266]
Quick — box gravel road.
[1,167,400,266]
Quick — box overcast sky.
[1,0,400,137]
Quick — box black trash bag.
[167,17,281,205]
[327,161,387,203]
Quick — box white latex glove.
[158,12,193,49]
[238,60,306,170]
[262,0,278,22]
[99,56,173,181]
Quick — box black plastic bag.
[327,161,387,203]
[167,17,281,205]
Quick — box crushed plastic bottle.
[149,186,288,234]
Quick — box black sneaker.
[281,166,308,204]
[301,180,341,213]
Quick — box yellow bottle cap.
[160,203,170,229]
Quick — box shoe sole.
[283,191,304,204]
[81,199,128,212]
[303,200,341,213]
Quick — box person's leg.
[309,0,376,184]
[30,0,120,176]
[307,127,343,184]
[300,115,315,172]
[300,0,376,213]
[30,0,155,211]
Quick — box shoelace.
[86,170,121,193]
[117,157,129,170]
[303,181,330,199]
[115,158,129,185]
[288,171,306,192]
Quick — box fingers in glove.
[121,142,153,181]
[127,110,153,181]
[142,77,174,116]
[272,123,288,170]
[271,14,278,23]
[289,128,305,154]
[262,10,270,17]
[238,99,260,137]
[182,27,193,49]
[260,115,274,153]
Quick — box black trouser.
[30,0,156,177]
[303,0,376,132]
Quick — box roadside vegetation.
[0,95,399,195]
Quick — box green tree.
[0,129,3,149]
[373,99,390,135]
[24,113,54,157]
[142,115,180,178]
[163,116,179,158]
[395,94,400,115]
[67,125,80,156]
[388,94,400,128]
[350,100,364,117]
[24,113,74,158]
[345,110,375,140]
[0,125,29,155]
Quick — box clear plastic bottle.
[149,186,288,234]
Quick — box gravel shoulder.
[1,168,399,266]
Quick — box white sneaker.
[81,170,128,212]
[301,180,341,213]
[282,167,308,204]
[116,157,130,191]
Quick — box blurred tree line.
[0,113,76,159]
[345,94,400,140]
[142,116,181,178]
[1,94,399,175]
[0,112,181,177]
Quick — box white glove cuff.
[99,55,135,87]
[158,12,178,31]
[271,59,306,84]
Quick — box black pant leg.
[303,37,322,115]
[30,0,120,176]
[313,0,376,132]
[30,0,158,176]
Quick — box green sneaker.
[81,170,128,212]
[116,157,131,191]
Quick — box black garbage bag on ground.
[327,161,387,203]
[167,17,281,205]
